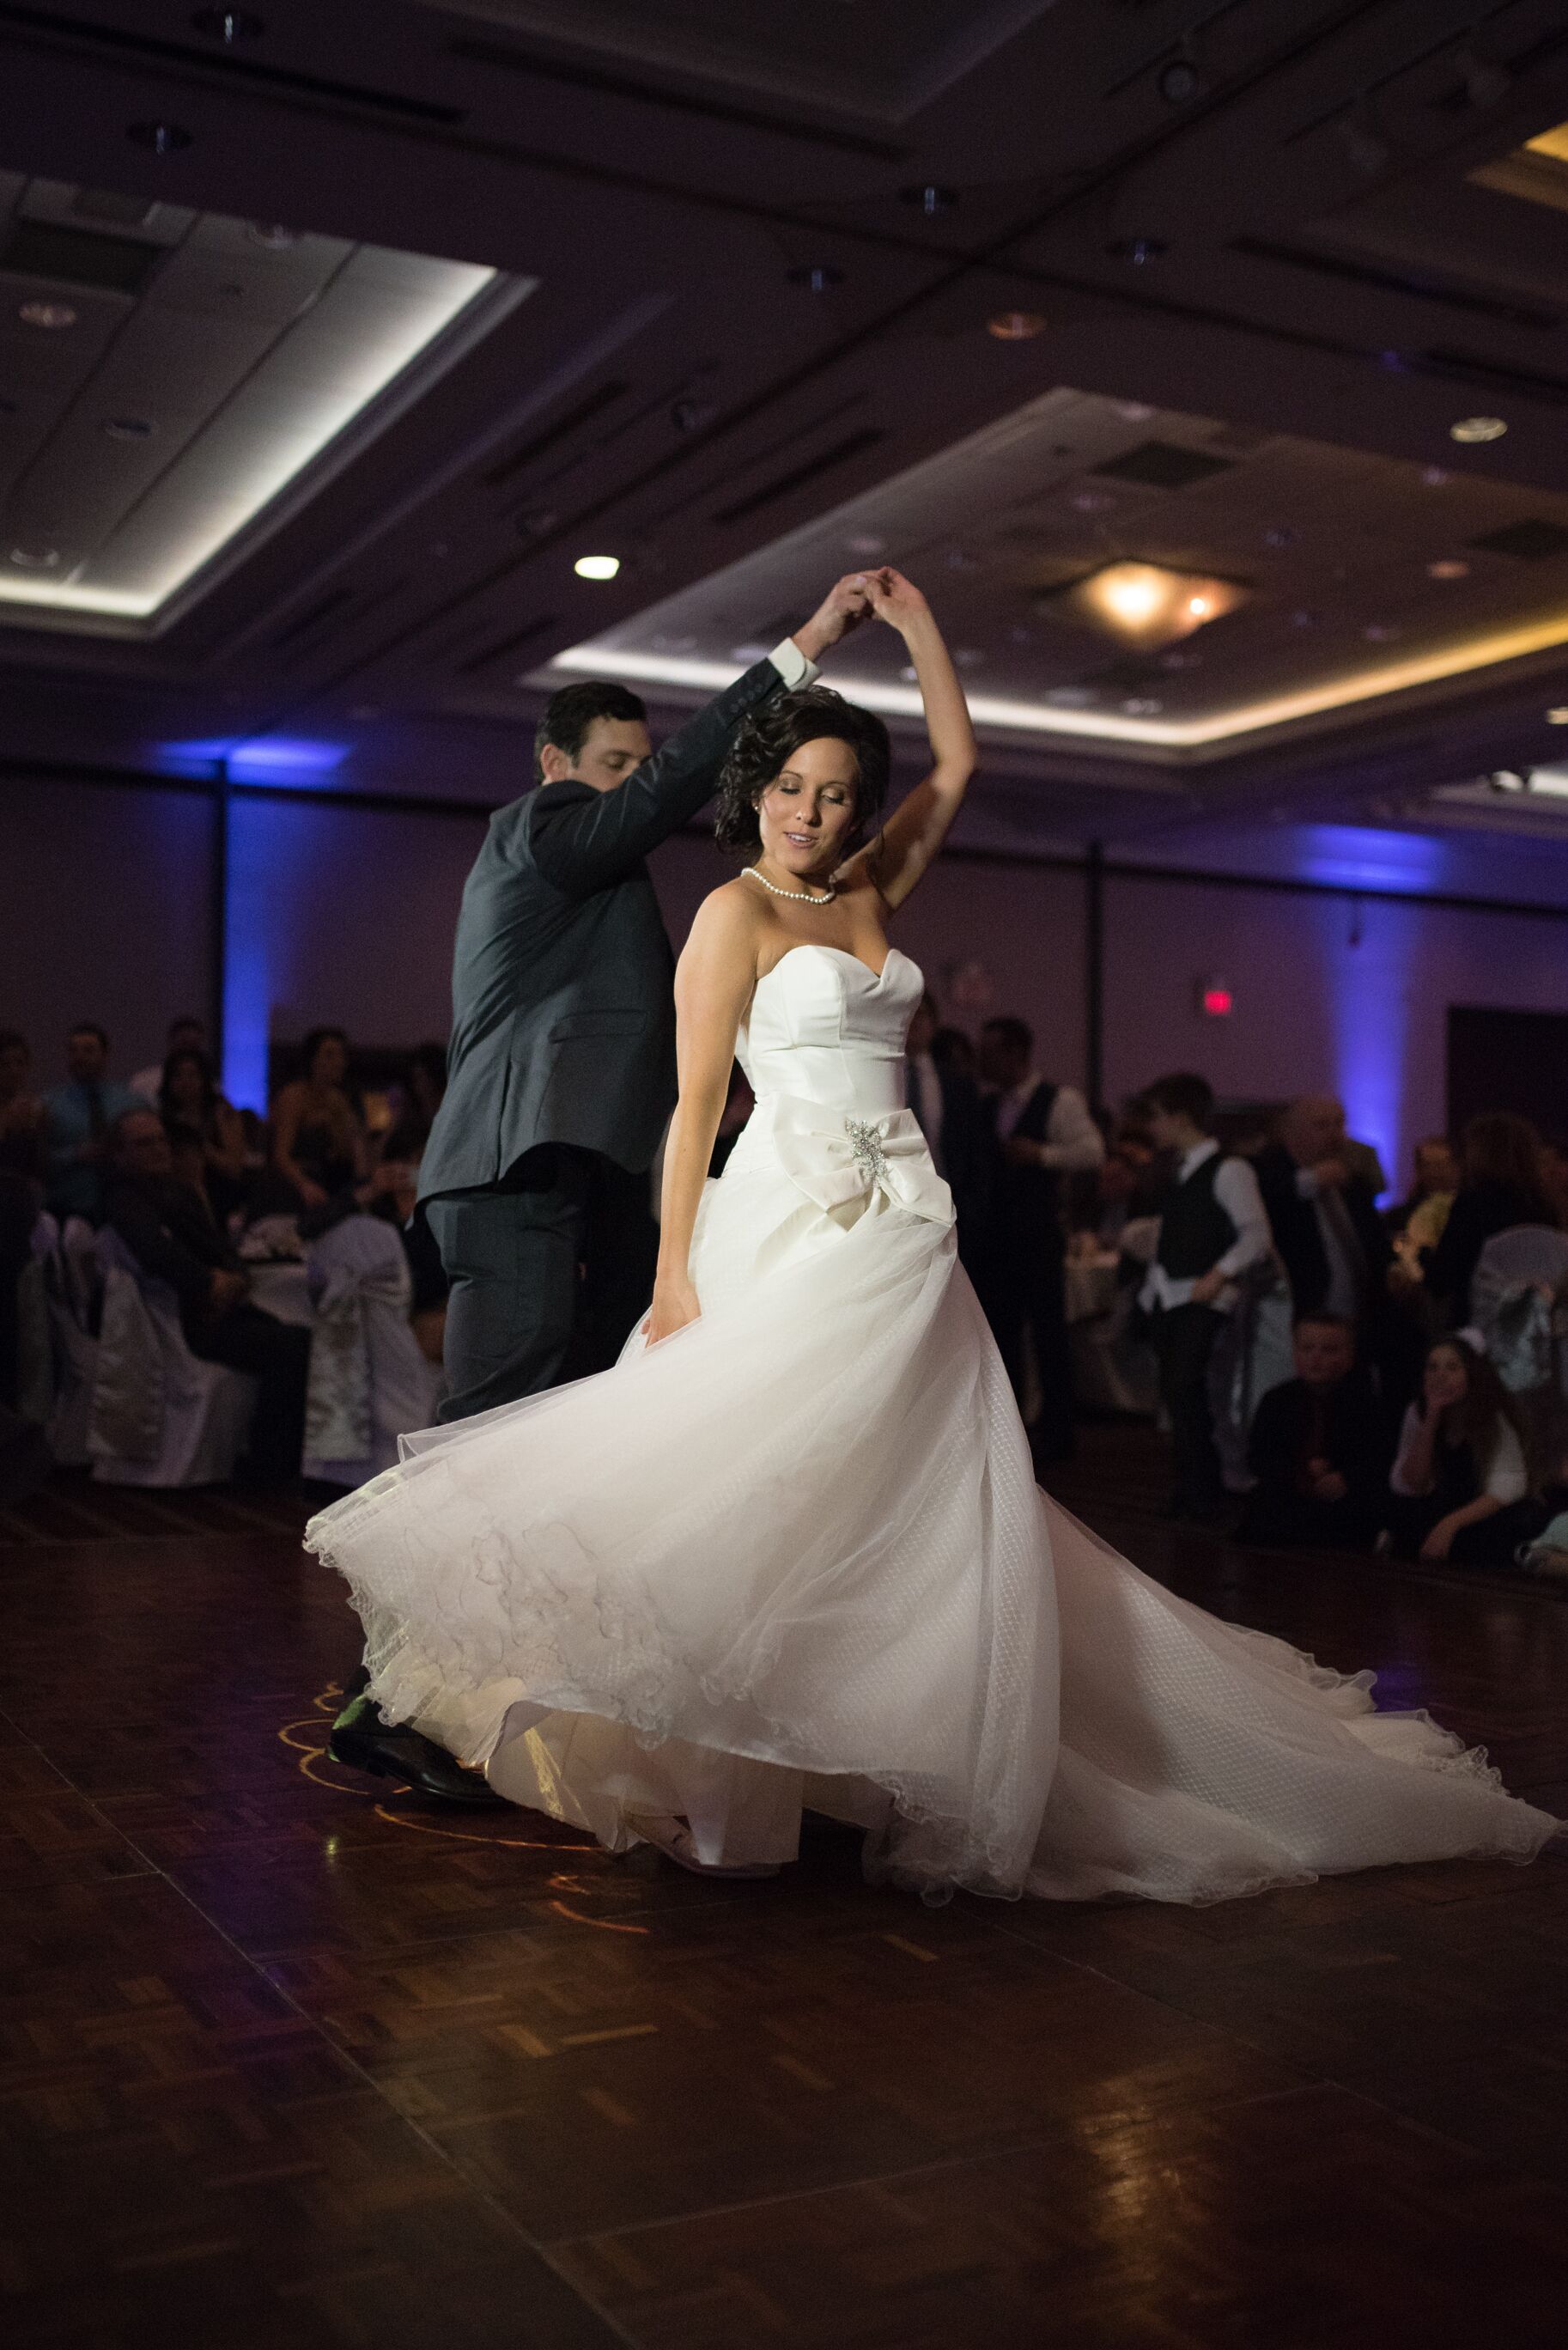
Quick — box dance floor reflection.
[2,1427,1565,2349]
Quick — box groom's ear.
[538,741,574,784]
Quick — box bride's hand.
[645,1274,702,1347]
[865,567,930,633]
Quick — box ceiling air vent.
[1091,441,1233,490]
[456,613,560,676]
[483,382,629,491]
[713,427,885,527]
[1467,520,1568,562]
[1,221,162,294]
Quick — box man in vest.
[1139,1071,1273,1521]
[978,1014,1105,1464]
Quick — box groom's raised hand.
[792,572,877,666]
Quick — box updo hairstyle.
[714,687,890,858]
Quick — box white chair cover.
[88,1228,257,1488]
[302,1215,441,1487]
[29,1212,98,1466]
[1471,1224,1568,1399]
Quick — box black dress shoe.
[328,1700,507,1807]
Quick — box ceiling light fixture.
[901,184,957,214]
[787,265,842,292]
[1427,558,1469,579]
[1053,559,1246,647]
[9,546,61,569]
[192,7,264,37]
[102,417,155,440]
[1487,769,1528,792]
[1546,707,1568,724]
[1338,102,1390,174]
[1450,415,1507,442]
[988,309,1046,340]
[1108,237,1168,264]
[128,121,194,154]
[574,554,621,581]
[18,300,76,329]
[1158,55,1202,104]
[247,222,295,249]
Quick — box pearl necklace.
[744,863,836,903]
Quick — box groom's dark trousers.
[418,640,813,1424]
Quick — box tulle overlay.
[305,948,1558,1901]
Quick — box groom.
[330,575,872,1799]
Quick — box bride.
[306,570,1557,1903]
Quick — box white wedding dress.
[305,945,1558,1902]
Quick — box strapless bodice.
[738,945,922,1117]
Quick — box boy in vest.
[1139,1072,1273,1521]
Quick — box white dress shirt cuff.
[769,639,819,690]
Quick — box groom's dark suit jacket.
[419,654,794,1202]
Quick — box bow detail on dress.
[760,1096,955,1227]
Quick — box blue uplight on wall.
[1292,825,1448,895]
[157,735,349,783]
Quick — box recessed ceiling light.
[1051,560,1247,646]
[1427,558,1469,580]
[1262,526,1298,549]
[1546,707,1568,724]
[18,300,76,330]
[1047,685,1097,706]
[900,665,918,683]
[1070,490,1115,513]
[955,648,986,667]
[574,554,621,581]
[247,222,295,249]
[1158,58,1201,103]
[1108,237,1167,264]
[1289,608,1319,628]
[1115,402,1155,423]
[1487,769,1528,792]
[1123,696,1163,715]
[128,121,194,153]
[192,7,264,37]
[988,309,1046,340]
[846,533,884,557]
[787,265,842,292]
[1363,623,1400,641]
[102,417,155,440]
[1421,466,1450,486]
[1450,415,1507,443]
[9,546,61,570]
[901,184,957,214]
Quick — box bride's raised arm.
[834,570,977,911]
[647,888,760,1345]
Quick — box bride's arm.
[647,890,760,1344]
[834,570,976,913]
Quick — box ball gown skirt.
[304,947,1559,1902]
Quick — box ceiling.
[3,0,1568,880]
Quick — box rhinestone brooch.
[845,1117,889,1184]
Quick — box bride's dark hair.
[714,686,890,858]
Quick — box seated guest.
[42,1023,140,1224]
[978,1014,1104,1464]
[104,1108,309,1484]
[160,1047,248,1225]
[1418,1112,1559,1328]
[1138,1072,1273,1522]
[131,1016,208,1108]
[1385,1135,1457,1243]
[1239,1313,1392,1549]
[265,1026,367,1215]
[1255,1095,1390,1350]
[0,1029,45,1190]
[1387,1335,1540,1568]
[907,991,994,1279]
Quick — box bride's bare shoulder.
[681,875,768,965]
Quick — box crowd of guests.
[0,1016,450,1489]
[3,1000,1566,1574]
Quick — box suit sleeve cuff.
[769,637,818,690]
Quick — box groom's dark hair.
[534,680,647,782]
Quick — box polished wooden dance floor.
[3,1428,1566,2349]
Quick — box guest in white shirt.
[1138,1072,1273,1520]
[1387,1336,1539,1568]
[131,1015,209,1108]
[977,1015,1104,1464]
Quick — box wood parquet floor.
[3,1428,1566,2349]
